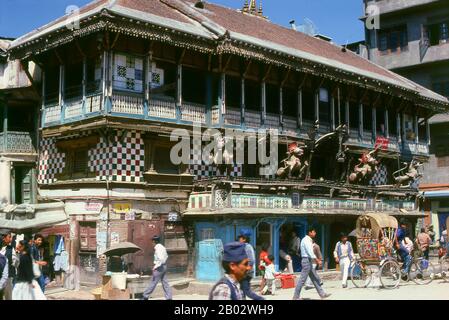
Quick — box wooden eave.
[9,11,448,113]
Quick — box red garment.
[259,250,271,270]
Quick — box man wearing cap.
[293,226,331,300]
[238,230,264,300]
[209,242,250,300]
[333,233,354,288]
[141,235,172,300]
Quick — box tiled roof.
[7,0,449,106]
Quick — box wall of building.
[421,122,449,184]
[367,3,449,72]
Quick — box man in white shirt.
[334,233,355,288]
[141,235,172,300]
[293,226,331,300]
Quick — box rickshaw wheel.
[350,260,372,288]
[380,260,401,289]
[410,259,435,285]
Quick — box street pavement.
[151,279,449,300]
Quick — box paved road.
[153,279,449,300]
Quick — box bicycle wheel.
[380,260,401,289]
[351,261,372,288]
[410,259,435,285]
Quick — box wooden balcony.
[0,131,36,154]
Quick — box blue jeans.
[398,246,412,274]
[37,274,46,293]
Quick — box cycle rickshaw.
[350,213,402,289]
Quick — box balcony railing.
[224,107,241,126]
[64,98,84,119]
[0,132,36,154]
[44,103,62,125]
[112,92,144,115]
[148,96,176,119]
[180,101,206,123]
[245,110,262,128]
[283,116,297,135]
[265,113,280,129]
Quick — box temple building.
[4,0,449,285]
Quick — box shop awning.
[0,202,68,231]
[183,208,425,218]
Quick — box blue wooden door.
[196,239,224,282]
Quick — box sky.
[0,0,366,45]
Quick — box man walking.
[1,231,18,300]
[293,226,331,300]
[417,228,432,260]
[305,239,323,290]
[141,235,172,300]
[209,242,250,300]
[31,234,47,293]
[238,230,264,300]
[333,233,354,288]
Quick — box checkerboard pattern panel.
[113,53,143,92]
[89,131,145,183]
[38,138,66,184]
[369,164,388,186]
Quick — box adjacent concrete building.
[362,0,449,238]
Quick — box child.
[262,255,279,295]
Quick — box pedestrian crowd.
[0,231,47,300]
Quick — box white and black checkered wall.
[38,138,66,184]
[39,130,145,184]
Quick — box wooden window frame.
[378,26,409,55]
[56,135,98,180]
[144,139,187,175]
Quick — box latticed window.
[437,156,449,168]
[73,149,88,174]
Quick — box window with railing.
[44,65,60,104]
[226,75,241,108]
[319,87,331,126]
[266,83,279,115]
[388,108,397,136]
[182,66,207,105]
[302,87,315,121]
[363,104,372,132]
[283,86,297,118]
[245,79,261,111]
[349,101,359,131]
[376,106,386,136]
[427,22,449,46]
[86,55,102,95]
[65,60,83,100]
[378,25,408,54]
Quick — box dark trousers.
[240,274,264,300]
[37,274,46,293]
[423,249,429,261]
